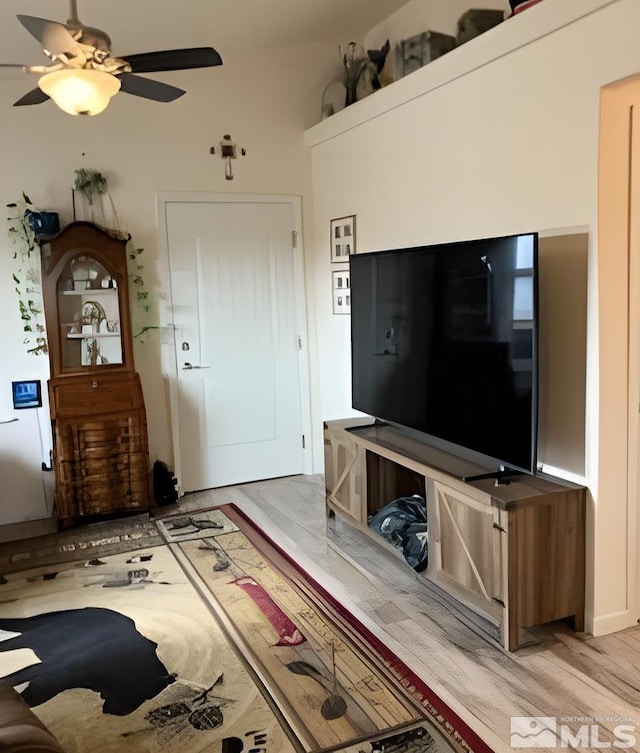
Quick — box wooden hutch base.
[324,418,586,652]
[49,372,151,527]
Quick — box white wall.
[305,0,640,632]
[0,240,54,523]
[0,38,342,524]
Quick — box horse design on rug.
[0,606,175,715]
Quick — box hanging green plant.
[127,240,159,341]
[6,192,47,355]
[71,165,158,341]
[73,168,108,206]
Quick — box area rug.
[0,542,297,753]
[0,513,162,576]
[0,504,492,753]
[156,504,493,753]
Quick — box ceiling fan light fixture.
[38,69,120,115]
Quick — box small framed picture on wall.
[332,268,351,315]
[330,215,356,262]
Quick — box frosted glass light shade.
[39,69,121,116]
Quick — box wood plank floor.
[2,473,638,752]
[164,475,640,753]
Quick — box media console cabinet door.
[324,426,366,522]
[431,481,505,610]
[506,491,586,649]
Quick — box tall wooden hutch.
[40,221,152,527]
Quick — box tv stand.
[324,418,586,651]
[462,465,525,486]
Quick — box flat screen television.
[350,232,539,476]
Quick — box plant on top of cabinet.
[72,166,157,341]
[73,168,108,206]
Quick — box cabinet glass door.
[57,256,123,369]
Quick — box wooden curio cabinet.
[41,221,152,527]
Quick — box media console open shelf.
[324,418,586,651]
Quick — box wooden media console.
[324,418,586,651]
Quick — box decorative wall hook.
[209,134,246,180]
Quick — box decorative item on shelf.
[85,336,105,367]
[456,9,505,46]
[330,215,356,262]
[509,0,543,14]
[340,40,390,107]
[5,192,48,355]
[81,300,107,333]
[395,30,455,79]
[27,210,60,238]
[71,255,100,290]
[69,312,82,334]
[357,39,390,102]
[341,41,364,107]
[209,134,246,181]
[321,80,347,120]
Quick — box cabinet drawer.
[50,373,144,418]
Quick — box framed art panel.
[12,379,42,409]
[332,267,351,315]
[330,215,356,262]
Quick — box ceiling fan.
[0,0,223,115]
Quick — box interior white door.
[166,199,304,491]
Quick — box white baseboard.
[591,609,636,637]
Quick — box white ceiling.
[0,0,410,65]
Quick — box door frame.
[156,192,313,492]
[596,74,640,634]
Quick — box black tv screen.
[350,233,538,475]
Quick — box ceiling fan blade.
[17,14,58,42]
[118,73,185,102]
[121,47,222,73]
[0,64,28,69]
[17,15,79,57]
[14,88,51,106]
